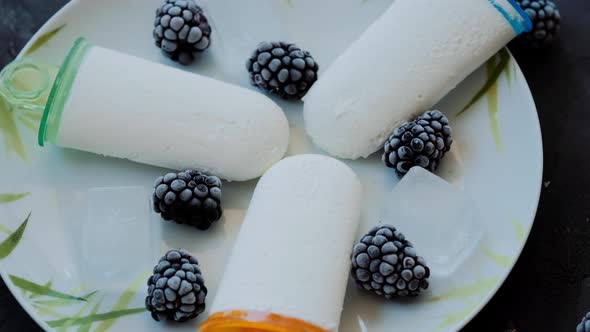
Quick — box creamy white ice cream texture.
[303,0,529,159]
[57,46,289,181]
[210,154,362,331]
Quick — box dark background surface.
[0,0,589,331]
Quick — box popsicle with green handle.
[0,38,290,182]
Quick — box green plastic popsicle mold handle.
[0,37,91,147]
[38,37,91,146]
[0,59,56,115]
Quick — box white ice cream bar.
[39,38,289,181]
[303,0,532,159]
[199,154,361,332]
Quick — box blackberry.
[578,312,590,332]
[152,170,222,230]
[382,110,452,177]
[246,41,319,100]
[513,0,560,48]
[146,249,207,322]
[153,0,211,65]
[351,225,430,298]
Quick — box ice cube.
[380,167,483,277]
[78,186,159,290]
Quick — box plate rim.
[4,1,544,331]
[452,50,544,330]
[2,2,79,331]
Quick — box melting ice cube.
[381,167,483,277]
[79,186,159,290]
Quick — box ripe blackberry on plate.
[153,0,211,65]
[246,41,319,100]
[146,249,207,322]
[152,170,222,230]
[513,0,560,48]
[382,110,452,177]
[351,225,430,298]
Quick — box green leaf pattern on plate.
[456,48,511,116]
[0,192,30,203]
[504,60,512,91]
[0,92,45,162]
[46,308,147,328]
[29,279,54,300]
[34,290,96,307]
[486,56,503,154]
[33,303,69,319]
[480,247,511,269]
[8,273,147,331]
[0,212,31,259]
[456,48,511,154]
[431,277,500,330]
[9,275,88,301]
[0,99,27,161]
[24,24,66,56]
[20,108,44,122]
[429,277,500,303]
[54,293,98,332]
[512,219,525,241]
[77,295,106,332]
[94,272,150,332]
[431,234,523,329]
[19,116,40,132]
[435,303,478,329]
[0,224,12,235]
[0,186,146,331]
[0,191,25,236]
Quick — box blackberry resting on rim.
[382,110,452,177]
[146,249,207,322]
[152,170,222,230]
[578,312,590,332]
[351,225,430,298]
[246,41,319,100]
[153,0,211,65]
[513,0,560,48]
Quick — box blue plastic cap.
[489,0,533,35]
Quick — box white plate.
[0,0,542,331]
